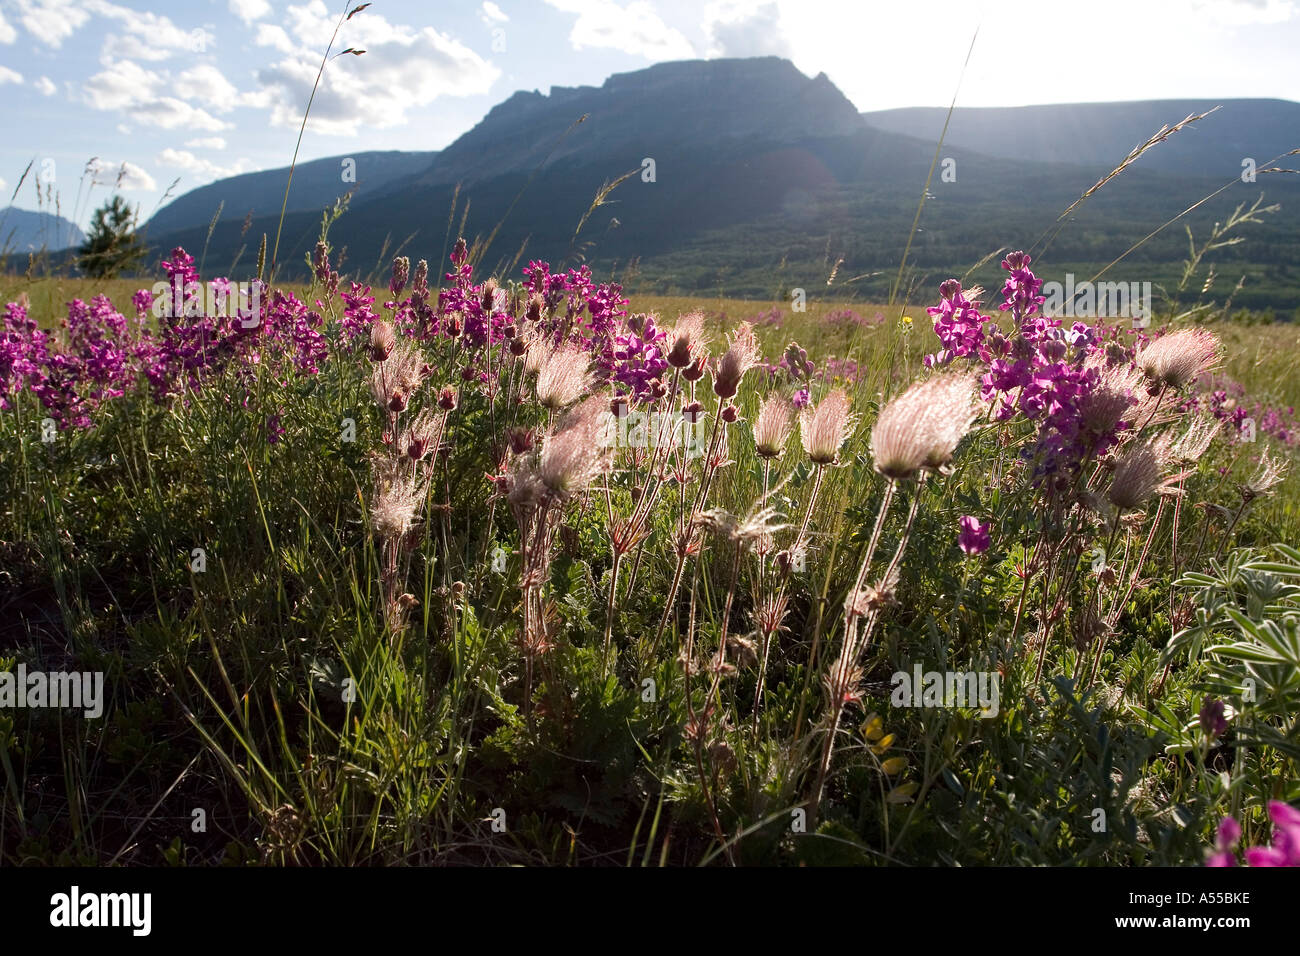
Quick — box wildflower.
[1078,361,1145,446]
[1107,438,1170,511]
[402,408,441,461]
[480,277,499,314]
[535,344,591,410]
[438,385,458,411]
[782,342,814,380]
[369,341,426,414]
[958,516,990,555]
[536,395,612,499]
[753,392,794,459]
[1207,816,1241,867]
[525,293,544,323]
[792,387,810,409]
[1137,328,1219,389]
[522,332,552,375]
[665,311,708,368]
[924,282,988,367]
[1241,448,1289,502]
[369,320,396,362]
[800,388,854,465]
[266,410,285,444]
[1212,802,1300,867]
[507,426,535,455]
[371,472,424,541]
[1198,696,1228,739]
[712,322,760,399]
[1170,415,1220,464]
[870,373,978,480]
[1244,801,1300,867]
[390,256,410,298]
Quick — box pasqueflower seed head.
[535,344,591,410]
[1137,328,1220,389]
[799,388,854,465]
[1107,438,1170,511]
[870,373,978,480]
[754,392,794,459]
[712,322,760,399]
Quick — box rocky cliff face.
[420,57,867,186]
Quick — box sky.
[1,0,1298,227]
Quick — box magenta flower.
[958,516,990,555]
[1245,802,1300,867]
[1206,803,1300,867]
[266,410,285,444]
[1198,697,1228,739]
[1207,816,1240,867]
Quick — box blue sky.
[1,0,1298,227]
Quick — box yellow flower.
[900,315,913,333]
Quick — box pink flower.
[958,516,990,555]
[1206,803,1300,867]
[1206,816,1240,867]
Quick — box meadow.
[1,236,1298,867]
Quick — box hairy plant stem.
[753,463,825,736]
[653,402,725,649]
[810,478,917,822]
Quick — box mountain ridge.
[127,58,1299,310]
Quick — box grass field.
[2,255,1298,866]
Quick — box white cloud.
[254,2,501,135]
[133,98,229,131]
[83,59,161,111]
[0,66,22,85]
[481,1,509,23]
[14,0,90,47]
[174,64,240,112]
[0,10,16,43]
[254,23,296,53]
[230,0,273,24]
[184,136,228,150]
[16,0,212,55]
[82,60,230,130]
[543,0,694,59]
[702,1,791,58]
[87,158,156,192]
[157,148,253,183]
[0,177,7,196]
[34,75,57,95]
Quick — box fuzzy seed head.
[753,392,794,459]
[537,395,613,499]
[800,388,854,465]
[666,311,709,368]
[1107,438,1170,511]
[870,372,978,480]
[1137,328,1220,389]
[535,343,591,410]
[712,322,760,399]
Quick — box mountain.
[145,150,437,237]
[0,206,86,253]
[418,57,866,187]
[136,59,1300,311]
[861,99,1300,177]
